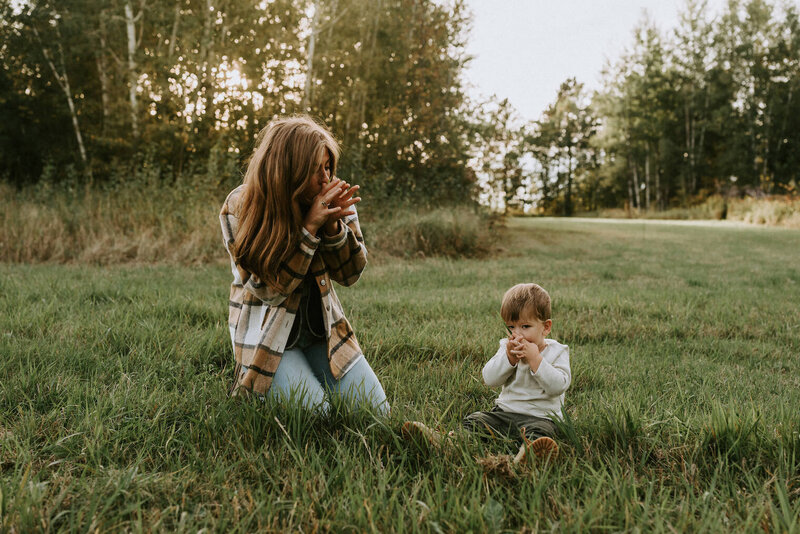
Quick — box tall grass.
[596,195,800,227]
[727,195,800,227]
[0,178,222,264]
[0,181,495,264]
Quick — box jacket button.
[320,280,326,286]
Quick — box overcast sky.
[462,0,728,121]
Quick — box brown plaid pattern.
[220,185,368,396]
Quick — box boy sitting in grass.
[404,283,571,463]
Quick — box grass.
[1,217,799,531]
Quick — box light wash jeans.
[268,342,389,415]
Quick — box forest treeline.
[1,0,798,214]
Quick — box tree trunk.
[124,1,140,139]
[697,88,708,193]
[95,15,111,135]
[168,0,181,59]
[197,0,219,128]
[645,148,651,211]
[358,0,381,135]
[627,164,635,214]
[33,26,92,180]
[565,143,573,216]
[655,148,661,210]
[302,0,320,111]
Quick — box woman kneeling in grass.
[219,115,388,415]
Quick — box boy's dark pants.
[462,406,556,445]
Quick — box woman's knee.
[336,357,390,415]
[269,349,326,409]
[268,379,326,409]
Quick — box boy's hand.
[508,336,544,373]
[506,337,522,366]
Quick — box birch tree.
[124,0,143,139]
[30,7,92,179]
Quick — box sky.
[462,0,728,121]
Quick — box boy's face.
[505,311,552,349]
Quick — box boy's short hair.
[500,283,551,323]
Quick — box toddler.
[404,283,571,462]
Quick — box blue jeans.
[268,342,389,415]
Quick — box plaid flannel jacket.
[219,185,368,396]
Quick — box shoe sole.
[529,436,558,459]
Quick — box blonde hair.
[233,116,339,283]
[500,283,551,323]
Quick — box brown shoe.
[528,436,558,460]
[402,421,443,448]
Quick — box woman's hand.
[303,177,361,236]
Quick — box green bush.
[367,206,495,259]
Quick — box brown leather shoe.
[401,421,443,448]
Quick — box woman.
[219,116,388,414]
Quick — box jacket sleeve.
[531,345,571,396]
[319,208,367,287]
[482,339,517,387]
[220,194,319,306]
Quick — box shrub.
[367,206,495,259]
[596,195,800,227]
[726,196,800,227]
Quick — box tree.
[467,97,526,213]
[535,78,595,216]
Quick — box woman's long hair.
[233,116,339,284]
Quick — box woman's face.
[299,150,332,204]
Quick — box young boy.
[403,283,571,462]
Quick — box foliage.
[585,0,800,213]
[3,0,800,214]
[0,0,474,205]
[466,97,527,214]
[478,0,800,215]
[2,219,800,530]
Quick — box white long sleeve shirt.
[482,338,571,419]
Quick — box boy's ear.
[543,319,552,335]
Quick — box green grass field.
[1,218,799,532]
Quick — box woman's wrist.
[323,219,340,236]
[304,221,320,236]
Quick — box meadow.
[1,217,799,532]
